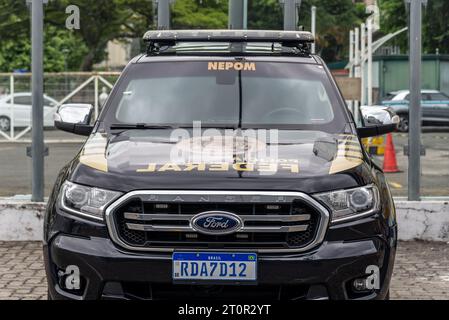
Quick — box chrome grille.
[105,191,329,253]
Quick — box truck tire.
[0,116,10,132]
[397,114,409,132]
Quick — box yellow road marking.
[388,181,403,189]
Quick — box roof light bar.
[142,29,315,44]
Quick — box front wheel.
[0,116,11,132]
[397,115,409,132]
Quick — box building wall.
[95,40,131,70]
[374,55,449,97]
[440,61,449,95]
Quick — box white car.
[0,92,58,131]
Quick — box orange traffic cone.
[383,133,400,173]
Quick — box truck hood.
[70,129,371,193]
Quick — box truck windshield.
[105,60,348,132]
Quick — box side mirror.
[54,104,94,136]
[357,106,400,138]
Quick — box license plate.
[172,252,257,281]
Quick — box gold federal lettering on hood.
[136,162,299,173]
[208,61,256,71]
[328,134,364,174]
[79,133,108,172]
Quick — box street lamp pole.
[311,6,316,54]
[229,0,244,29]
[407,0,426,201]
[157,0,172,29]
[30,0,45,202]
[243,0,248,29]
[281,0,301,31]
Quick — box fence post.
[360,22,366,106]
[94,75,99,120]
[9,75,14,139]
[348,30,354,116]
[367,17,373,106]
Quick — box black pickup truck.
[43,30,397,300]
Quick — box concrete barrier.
[0,199,45,241]
[395,200,449,242]
[0,198,448,242]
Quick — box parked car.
[44,30,397,300]
[0,92,58,131]
[380,89,449,132]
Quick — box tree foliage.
[300,0,367,62]
[1,0,449,72]
[172,0,228,29]
[248,0,283,30]
[0,1,88,72]
[248,0,367,62]
[379,0,449,55]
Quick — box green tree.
[0,26,88,72]
[379,0,449,54]
[117,0,156,37]
[0,1,88,72]
[299,0,367,62]
[0,1,29,42]
[248,0,283,30]
[247,0,366,62]
[172,0,228,29]
[378,0,407,51]
[45,0,157,70]
[424,0,449,54]
[45,0,127,71]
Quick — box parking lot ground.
[378,130,449,197]
[0,241,447,300]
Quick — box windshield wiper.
[110,123,174,130]
[178,125,238,129]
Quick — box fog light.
[352,278,367,291]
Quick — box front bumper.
[44,228,396,300]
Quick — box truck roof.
[136,29,319,63]
[142,29,315,44]
[135,54,321,65]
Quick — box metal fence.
[0,72,120,142]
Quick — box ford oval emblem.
[191,211,243,235]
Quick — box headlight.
[59,181,122,220]
[313,185,379,223]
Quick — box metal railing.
[0,72,120,142]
